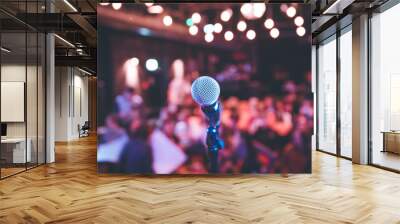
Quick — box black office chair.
[79,121,90,138]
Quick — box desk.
[1,138,31,163]
[382,131,400,154]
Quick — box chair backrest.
[82,121,90,129]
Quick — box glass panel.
[26,1,39,169]
[339,29,352,158]
[27,30,38,169]
[317,37,337,154]
[371,4,400,171]
[1,30,27,177]
[38,32,45,165]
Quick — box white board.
[1,82,25,122]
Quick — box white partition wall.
[54,67,89,141]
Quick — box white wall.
[55,67,89,141]
[1,63,46,164]
[1,65,39,138]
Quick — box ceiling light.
[78,67,93,76]
[264,18,274,29]
[246,30,256,40]
[294,16,304,26]
[214,23,223,33]
[148,5,163,14]
[270,28,280,39]
[237,21,247,32]
[220,9,233,22]
[111,3,122,10]
[146,59,159,71]
[138,27,151,36]
[128,57,140,67]
[63,0,78,12]
[280,4,288,12]
[224,31,234,41]
[186,18,193,26]
[240,3,266,20]
[286,6,296,18]
[163,15,173,26]
[296,27,306,37]
[54,34,75,48]
[1,47,11,53]
[192,13,201,24]
[205,33,214,43]
[323,0,345,14]
[99,3,110,6]
[144,3,154,7]
[189,25,198,35]
[203,24,214,33]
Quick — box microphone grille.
[191,76,220,106]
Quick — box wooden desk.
[1,138,31,163]
[382,131,400,154]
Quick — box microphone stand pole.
[202,102,224,174]
[206,126,223,173]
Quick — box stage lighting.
[270,28,279,39]
[237,21,247,32]
[125,58,140,88]
[296,27,306,37]
[186,18,193,26]
[203,24,214,33]
[205,33,214,43]
[214,23,223,33]
[138,27,151,36]
[280,4,288,12]
[294,16,304,26]
[192,13,201,24]
[163,15,173,26]
[146,59,158,71]
[189,25,198,35]
[220,9,233,22]
[264,18,274,29]
[129,57,139,66]
[148,5,163,14]
[111,3,122,10]
[240,3,266,20]
[246,30,256,40]
[224,31,234,41]
[286,6,296,18]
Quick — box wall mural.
[97,3,313,174]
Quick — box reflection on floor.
[373,150,400,171]
[0,136,400,223]
[0,167,25,177]
[0,163,42,178]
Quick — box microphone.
[191,76,224,173]
[191,76,221,127]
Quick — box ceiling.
[0,0,392,75]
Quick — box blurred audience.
[98,58,313,174]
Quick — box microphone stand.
[206,125,224,173]
[202,102,224,173]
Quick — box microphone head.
[191,76,220,106]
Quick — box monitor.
[1,123,7,137]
